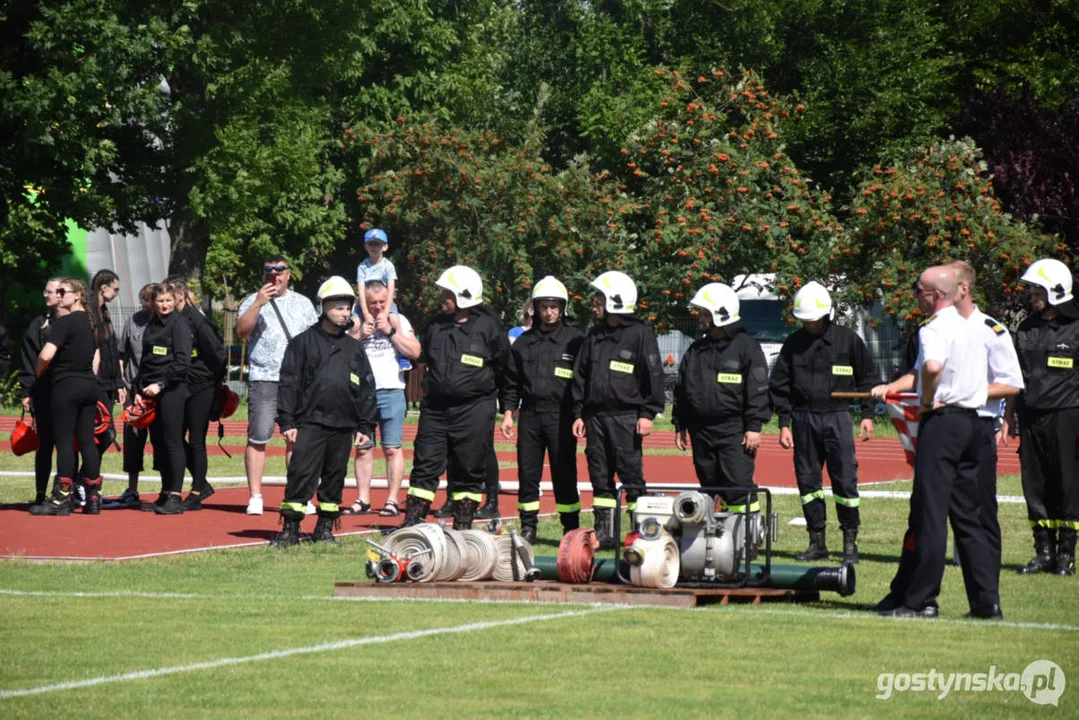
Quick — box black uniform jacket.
[276,323,376,435]
[421,305,510,409]
[181,305,228,393]
[1016,300,1079,411]
[137,311,192,392]
[672,322,771,434]
[768,320,876,427]
[502,321,585,414]
[571,314,665,421]
[18,314,51,397]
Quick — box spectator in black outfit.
[19,278,65,505]
[171,279,228,511]
[136,282,192,514]
[30,278,102,516]
[112,284,155,506]
[0,323,10,376]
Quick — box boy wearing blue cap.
[355,228,410,371]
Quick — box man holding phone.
[236,255,318,514]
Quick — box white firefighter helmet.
[436,265,483,308]
[1021,258,1074,306]
[532,275,569,304]
[317,275,356,303]
[689,283,740,328]
[590,270,637,314]
[792,281,833,321]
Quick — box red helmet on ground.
[94,401,111,436]
[121,398,157,430]
[217,384,240,419]
[11,413,40,456]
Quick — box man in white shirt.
[346,281,421,517]
[236,255,318,515]
[871,265,999,619]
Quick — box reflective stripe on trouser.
[888,409,998,612]
[452,492,483,502]
[585,413,646,505]
[410,398,496,499]
[791,410,860,531]
[688,425,757,508]
[280,425,352,519]
[516,408,579,514]
[1019,407,1079,531]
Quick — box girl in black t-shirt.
[30,278,103,516]
[136,283,192,514]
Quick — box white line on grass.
[0,606,620,701]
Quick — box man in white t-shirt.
[236,255,318,515]
[345,280,420,517]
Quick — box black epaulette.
[983,317,1006,336]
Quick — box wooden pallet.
[333,580,819,608]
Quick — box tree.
[839,137,1060,324]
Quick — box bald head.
[919,266,958,301]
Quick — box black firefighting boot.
[83,476,103,515]
[561,510,580,535]
[312,515,340,545]
[593,508,616,550]
[1018,528,1056,575]
[453,498,479,530]
[432,498,457,518]
[842,529,859,564]
[399,496,430,529]
[1056,528,1076,576]
[29,477,74,516]
[475,495,500,520]
[520,511,539,545]
[796,530,829,561]
[269,516,302,548]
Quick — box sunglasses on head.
[264,265,288,273]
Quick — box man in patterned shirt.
[236,255,318,515]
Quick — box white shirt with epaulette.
[916,305,988,409]
[969,306,1024,418]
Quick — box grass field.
[1,437,1075,716]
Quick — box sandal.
[378,500,400,517]
[343,500,371,516]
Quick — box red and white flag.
[884,393,921,468]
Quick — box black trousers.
[888,408,999,611]
[410,398,496,502]
[517,408,578,515]
[123,419,148,473]
[585,413,645,506]
[31,383,56,497]
[280,425,352,519]
[974,417,1001,578]
[689,425,757,509]
[1019,407,1079,529]
[183,384,216,494]
[50,376,100,481]
[792,410,860,531]
[149,385,190,493]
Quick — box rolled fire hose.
[384,524,446,583]
[457,529,499,582]
[535,556,628,582]
[434,528,469,582]
[624,531,680,588]
[556,528,599,584]
[491,534,539,582]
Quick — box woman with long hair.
[30,278,102,515]
[136,282,191,514]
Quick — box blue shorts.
[358,389,406,449]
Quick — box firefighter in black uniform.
[769,281,876,563]
[500,276,585,542]
[271,276,377,546]
[571,270,665,550]
[1008,258,1079,576]
[18,278,63,506]
[400,265,511,530]
[876,265,999,618]
[673,283,771,516]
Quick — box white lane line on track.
[0,605,620,701]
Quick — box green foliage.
[839,137,1060,322]
[351,121,633,322]
[620,69,840,326]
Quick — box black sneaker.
[153,494,185,515]
[140,494,169,512]
[181,494,203,512]
[475,497,500,520]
